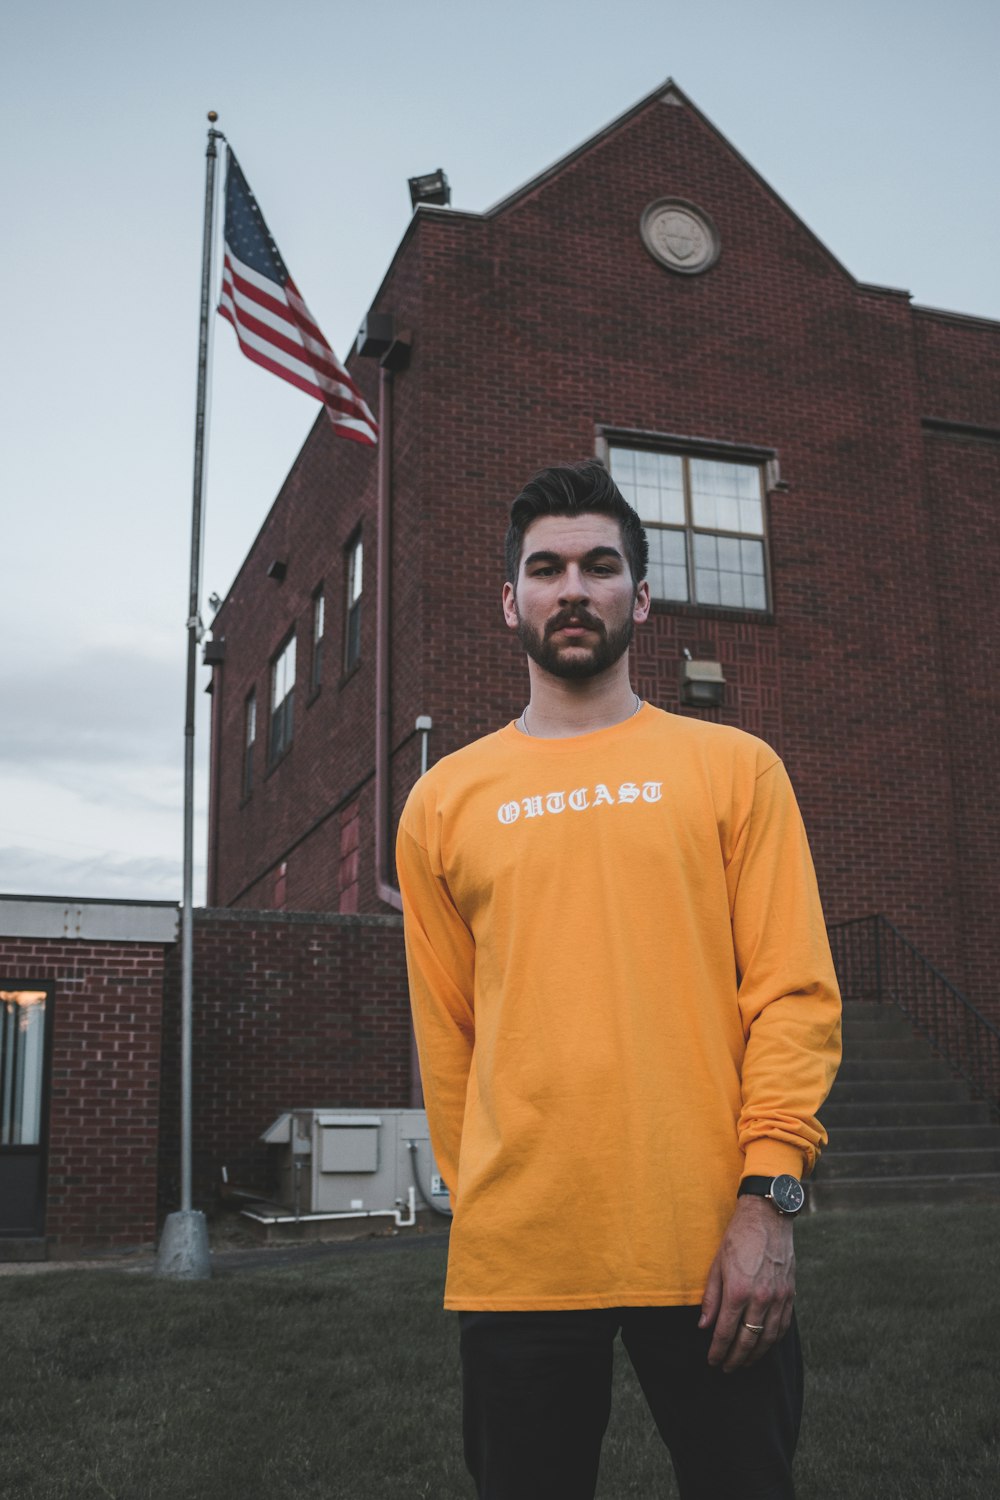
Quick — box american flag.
[218,148,377,447]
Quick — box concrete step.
[0,1238,47,1263]
[836,1057,952,1083]
[839,1036,943,1061]
[825,1123,1000,1153]
[827,1079,970,1105]
[808,1173,1000,1210]
[816,1146,1000,1180]
[821,1099,992,1129]
[841,1000,913,1023]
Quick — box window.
[269,634,296,764]
[1,987,48,1147]
[344,534,363,672]
[243,691,256,797]
[608,446,768,611]
[311,588,325,693]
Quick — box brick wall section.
[0,936,165,1252]
[205,87,1000,1019]
[158,909,410,1214]
[923,428,1000,1007]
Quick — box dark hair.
[505,459,649,586]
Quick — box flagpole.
[157,112,224,1280]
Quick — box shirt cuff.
[742,1140,807,1180]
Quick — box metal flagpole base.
[155,1209,212,1279]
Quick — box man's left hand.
[698,1195,796,1373]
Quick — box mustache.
[545,607,606,637]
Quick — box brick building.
[206,79,1000,1017]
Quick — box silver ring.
[743,1322,765,1336]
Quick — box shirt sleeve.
[725,757,842,1179]
[396,811,476,1208]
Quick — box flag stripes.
[218,149,377,446]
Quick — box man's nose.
[559,566,590,603]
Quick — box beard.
[515,603,635,680]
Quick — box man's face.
[501,513,650,680]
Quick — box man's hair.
[505,459,649,586]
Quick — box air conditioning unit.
[253,1108,450,1228]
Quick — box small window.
[1,987,48,1147]
[344,534,363,672]
[608,446,769,611]
[269,634,296,764]
[311,589,325,693]
[243,691,256,796]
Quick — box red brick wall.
[158,910,411,1213]
[0,937,164,1252]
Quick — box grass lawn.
[1,1202,998,1499]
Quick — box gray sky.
[2,0,997,905]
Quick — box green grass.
[1,1204,998,1498]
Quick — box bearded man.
[396,459,841,1500]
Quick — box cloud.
[0,645,194,770]
[0,844,188,903]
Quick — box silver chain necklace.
[518,693,642,737]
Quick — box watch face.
[771,1175,805,1214]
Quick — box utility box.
[260,1108,449,1217]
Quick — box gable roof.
[370,77,915,315]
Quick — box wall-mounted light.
[680,651,725,709]
[408,169,450,210]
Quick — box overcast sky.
[2,0,997,907]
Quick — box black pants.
[459,1306,803,1500]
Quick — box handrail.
[828,915,1000,1116]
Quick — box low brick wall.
[0,933,165,1253]
[158,909,411,1217]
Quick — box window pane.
[739,498,763,535]
[743,570,767,610]
[741,539,765,575]
[610,447,684,526]
[647,528,688,601]
[349,539,363,605]
[690,459,762,533]
[694,533,767,609]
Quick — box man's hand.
[698,1195,796,1373]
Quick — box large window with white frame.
[268,634,296,765]
[608,445,769,611]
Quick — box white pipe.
[240,1185,417,1229]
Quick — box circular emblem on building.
[640,199,720,275]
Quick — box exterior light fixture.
[408,169,450,210]
[680,654,725,709]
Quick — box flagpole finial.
[208,110,219,122]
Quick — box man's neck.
[520,664,640,739]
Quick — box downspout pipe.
[374,362,403,914]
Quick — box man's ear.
[633,580,651,624]
[502,581,519,630]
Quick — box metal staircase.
[810,918,1000,1208]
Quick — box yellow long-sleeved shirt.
[396,704,841,1310]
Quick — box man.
[396,459,841,1499]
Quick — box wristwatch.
[737,1174,805,1216]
